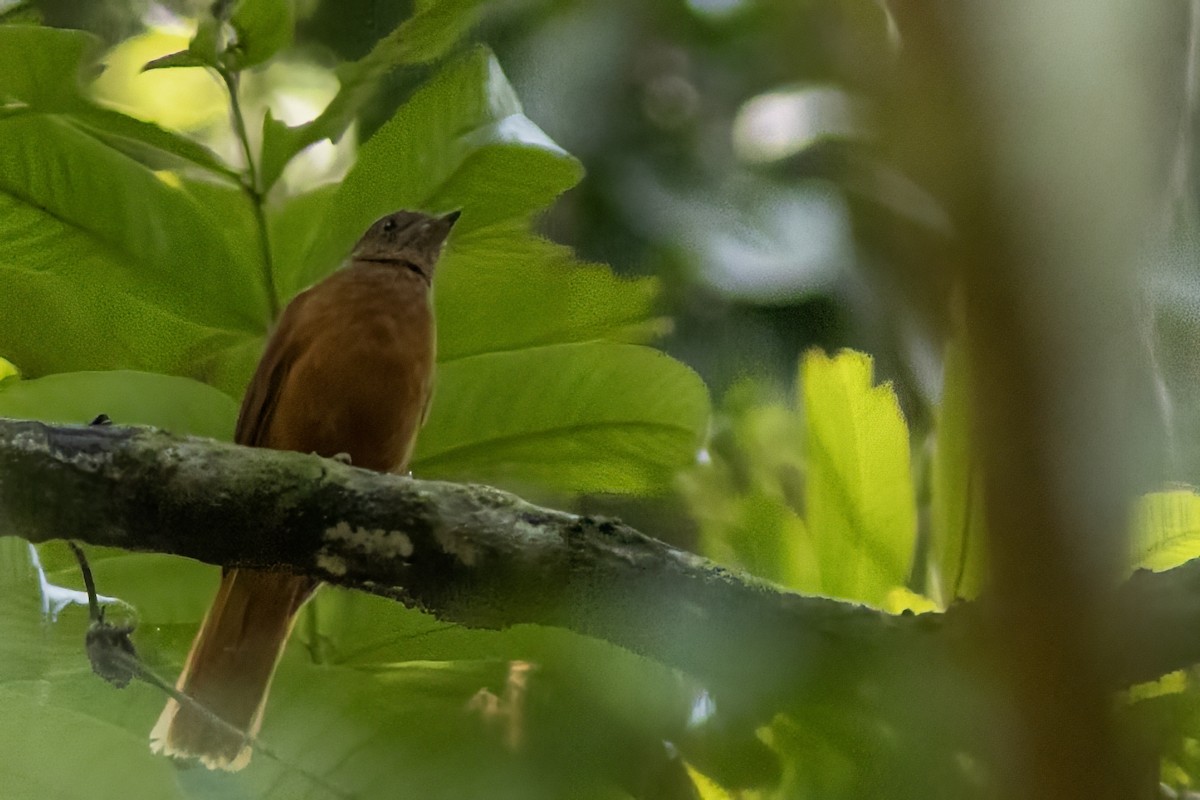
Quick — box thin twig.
[218,65,281,320]
[66,541,101,623]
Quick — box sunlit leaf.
[802,349,915,605]
[686,763,736,800]
[95,29,228,132]
[1125,670,1189,703]
[0,27,266,392]
[1131,489,1200,573]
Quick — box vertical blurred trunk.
[883,2,1170,798]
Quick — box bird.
[150,208,460,770]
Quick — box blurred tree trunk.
[882,2,1173,798]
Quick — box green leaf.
[0,2,40,25]
[0,26,233,175]
[140,49,212,71]
[0,25,99,111]
[187,12,223,65]
[266,183,337,301]
[801,349,916,605]
[0,370,237,439]
[377,0,488,65]
[0,684,184,800]
[929,339,986,603]
[0,538,189,798]
[0,112,268,387]
[679,382,818,593]
[1130,489,1200,573]
[436,223,663,362]
[65,108,237,178]
[226,0,294,70]
[259,0,489,190]
[0,25,270,393]
[413,342,709,495]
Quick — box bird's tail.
[149,568,315,770]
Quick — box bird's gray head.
[350,209,461,281]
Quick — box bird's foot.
[330,452,353,465]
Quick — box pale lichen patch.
[435,526,478,566]
[324,521,414,560]
[316,551,348,577]
[68,450,110,472]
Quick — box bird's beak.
[440,210,462,227]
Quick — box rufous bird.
[150,208,459,769]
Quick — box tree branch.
[0,417,1195,721]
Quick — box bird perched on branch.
[150,208,460,770]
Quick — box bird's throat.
[355,258,429,283]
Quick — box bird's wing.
[234,292,311,448]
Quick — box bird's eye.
[382,219,397,233]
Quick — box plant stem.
[219,66,281,321]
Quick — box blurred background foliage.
[6,0,1200,798]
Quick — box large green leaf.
[929,339,986,603]
[0,24,95,110]
[0,116,266,386]
[413,342,709,495]
[65,107,237,179]
[801,349,916,605]
[0,114,263,327]
[0,187,253,385]
[0,25,270,391]
[266,183,338,299]
[0,370,238,439]
[435,221,663,362]
[259,0,490,190]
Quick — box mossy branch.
[0,417,1193,721]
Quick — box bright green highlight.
[801,349,916,605]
